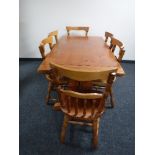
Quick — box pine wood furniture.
[93,36,126,108]
[38,36,125,105]
[96,37,125,107]
[58,70,117,148]
[38,31,59,104]
[66,26,89,37]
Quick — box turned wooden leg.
[46,81,52,104]
[109,87,115,108]
[60,115,69,143]
[92,118,100,148]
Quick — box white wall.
[19,0,134,60]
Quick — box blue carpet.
[19,61,135,155]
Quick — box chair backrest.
[58,72,116,119]
[48,30,58,44]
[50,62,117,82]
[105,32,113,46]
[111,37,125,62]
[66,26,89,37]
[39,36,53,59]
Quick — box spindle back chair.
[38,31,60,104]
[56,68,117,148]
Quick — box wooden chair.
[66,26,89,37]
[93,37,125,108]
[108,38,125,105]
[111,37,125,62]
[38,32,61,104]
[49,63,117,147]
[104,32,113,49]
[58,71,116,148]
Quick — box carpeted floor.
[19,60,135,155]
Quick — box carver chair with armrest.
[93,37,125,108]
[38,32,64,104]
[66,26,89,37]
[58,70,117,148]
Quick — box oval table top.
[38,36,125,76]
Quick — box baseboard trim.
[19,58,42,61]
[121,60,135,63]
[19,58,135,63]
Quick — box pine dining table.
[37,35,125,77]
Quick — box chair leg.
[92,118,99,148]
[60,114,69,143]
[109,87,115,108]
[46,81,52,104]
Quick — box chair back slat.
[82,99,87,118]
[66,26,89,37]
[74,98,79,116]
[91,99,96,117]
